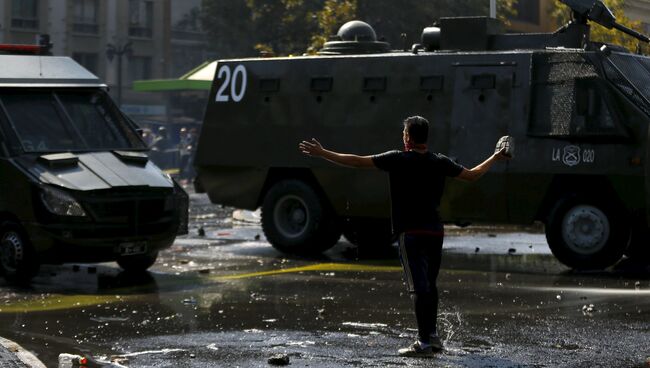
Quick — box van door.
[445,64,515,222]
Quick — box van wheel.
[546,196,628,270]
[117,252,158,273]
[262,180,341,254]
[343,218,393,249]
[0,222,39,283]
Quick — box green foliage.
[497,0,518,26]
[550,0,643,52]
[244,0,322,56]
[201,0,254,57]
[308,0,357,54]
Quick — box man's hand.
[493,147,512,161]
[299,138,325,157]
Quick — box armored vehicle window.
[420,76,443,91]
[528,52,626,138]
[363,77,386,91]
[311,77,332,92]
[0,90,144,154]
[260,79,280,92]
[603,53,650,117]
[471,74,495,89]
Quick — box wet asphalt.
[0,191,648,367]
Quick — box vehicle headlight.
[40,186,87,217]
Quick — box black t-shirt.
[372,150,464,235]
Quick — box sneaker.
[429,334,444,351]
[398,341,434,357]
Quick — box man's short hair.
[403,116,429,144]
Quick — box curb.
[0,337,47,368]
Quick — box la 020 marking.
[215,64,247,103]
[551,146,595,166]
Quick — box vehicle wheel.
[261,180,341,254]
[0,222,39,283]
[343,218,393,249]
[545,196,628,270]
[117,252,158,273]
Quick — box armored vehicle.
[195,0,650,269]
[0,39,188,282]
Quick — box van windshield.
[0,90,145,153]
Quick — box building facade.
[0,0,208,121]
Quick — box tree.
[308,0,357,53]
[203,0,320,57]
[497,0,518,26]
[550,0,643,52]
[244,0,322,56]
[201,0,255,58]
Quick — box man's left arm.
[299,138,375,168]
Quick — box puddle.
[341,322,388,329]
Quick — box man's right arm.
[299,138,375,168]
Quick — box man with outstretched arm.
[299,116,510,357]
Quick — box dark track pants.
[398,232,444,344]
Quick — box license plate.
[118,241,147,256]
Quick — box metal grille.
[86,197,169,225]
[529,52,599,136]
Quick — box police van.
[0,38,188,282]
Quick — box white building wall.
[48,0,67,55]
[105,0,118,86]
[0,0,6,43]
